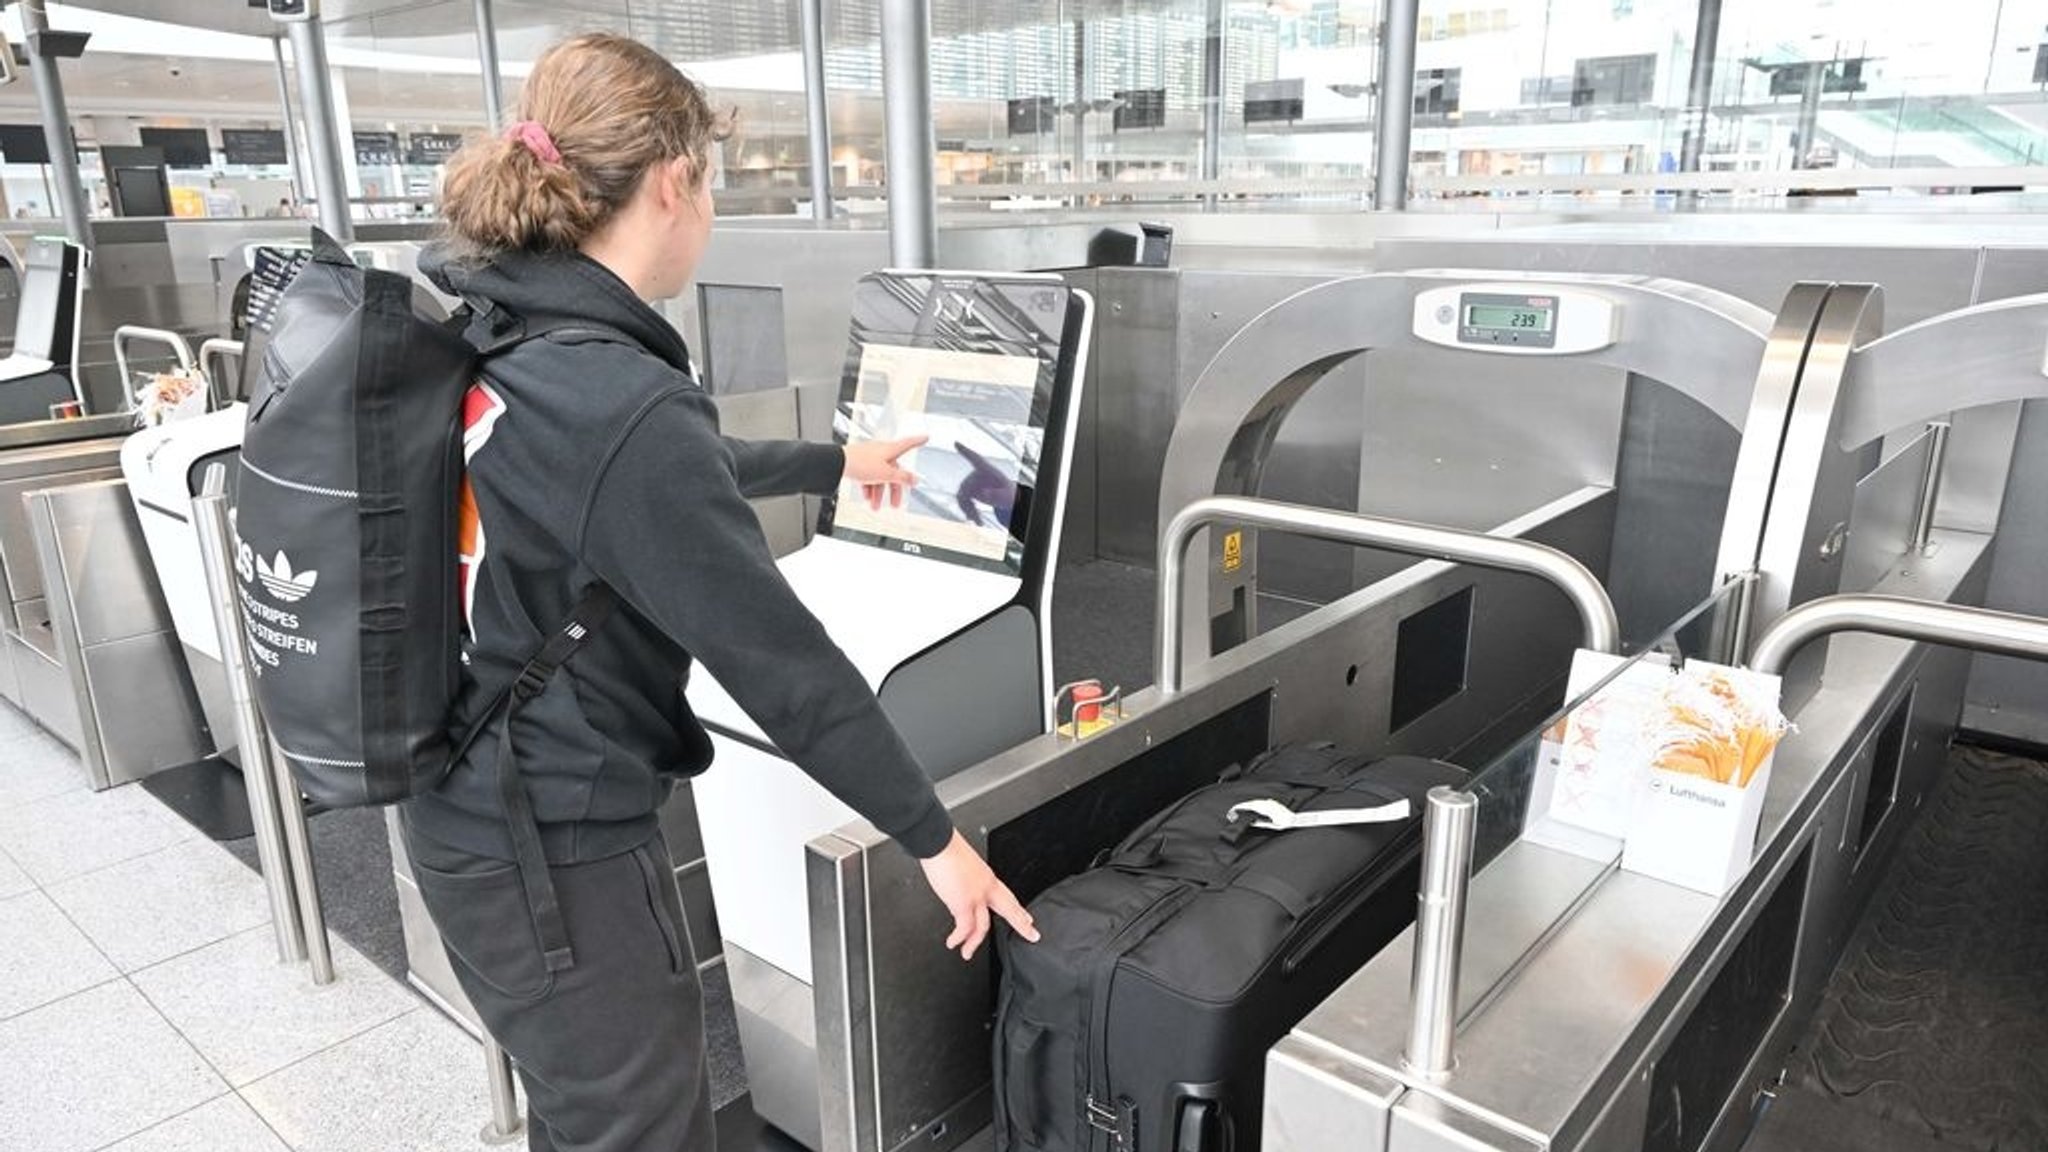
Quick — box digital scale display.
[1457,292,1561,348]
[1464,303,1554,333]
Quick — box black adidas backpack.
[234,229,611,809]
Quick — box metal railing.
[199,338,245,411]
[113,326,196,406]
[1152,495,1622,1079]
[1750,594,2048,676]
[1154,495,1621,696]
[192,464,333,984]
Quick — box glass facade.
[13,0,2048,221]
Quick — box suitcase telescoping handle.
[1225,797,1411,830]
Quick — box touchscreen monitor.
[819,273,1078,575]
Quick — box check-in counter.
[0,415,209,786]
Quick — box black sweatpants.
[402,818,715,1152]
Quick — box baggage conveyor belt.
[1745,744,2048,1152]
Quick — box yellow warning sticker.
[1222,530,1243,573]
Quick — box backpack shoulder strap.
[457,294,639,359]
[447,582,618,973]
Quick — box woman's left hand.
[844,435,926,510]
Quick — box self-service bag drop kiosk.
[688,270,1093,1148]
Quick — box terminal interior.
[2,3,2048,1152]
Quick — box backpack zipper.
[1279,823,1423,978]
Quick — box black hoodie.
[407,246,955,865]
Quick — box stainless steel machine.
[1255,286,2048,1152]
[771,268,1847,1152]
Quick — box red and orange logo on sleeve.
[458,382,507,636]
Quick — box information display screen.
[830,346,1042,564]
[1464,303,1554,332]
[819,274,1078,575]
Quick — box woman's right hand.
[918,831,1040,961]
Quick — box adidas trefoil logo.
[256,551,319,604]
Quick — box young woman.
[406,33,1038,1152]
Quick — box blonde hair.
[440,33,733,256]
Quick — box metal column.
[286,17,355,242]
[18,0,91,252]
[1405,786,1476,1079]
[798,0,834,220]
[195,468,331,985]
[1373,0,1420,210]
[1795,62,1826,165]
[194,476,305,967]
[1201,0,1224,186]
[473,0,506,128]
[1678,0,1723,173]
[878,0,936,268]
[272,38,308,206]
[1071,20,1089,184]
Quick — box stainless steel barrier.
[1154,494,1623,1084]
[1751,593,2048,676]
[483,1037,522,1145]
[1155,496,1623,695]
[113,325,197,408]
[199,338,244,410]
[192,464,333,983]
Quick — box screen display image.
[829,343,1044,567]
[1465,304,1554,332]
[0,124,51,165]
[140,128,213,169]
[11,249,62,362]
[222,129,289,166]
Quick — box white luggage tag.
[1226,797,1411,830]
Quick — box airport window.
[1572,54,1657,108]
[1415,68,1463,117]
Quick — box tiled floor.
[0,701,511,1152]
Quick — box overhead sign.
[404,132,463,166]
[222,129,289,166]
[352,131,398,166]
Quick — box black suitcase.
[993,744,1466,1152]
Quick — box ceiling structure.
[56,0,1235,62]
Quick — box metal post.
[18,0,92,253]
[1795,62,1826,167]
[1910,421,1952,555]
[1373,0,1420,209]
[268,739,333,985]
[286,18,355,241]
[798,0,834,221]
[480,1038,524,1144]
[1201,0,1224,204]
[272,38,308,207]
[1678,0,1723,174]
[1071,20,1088,186]
[878,0,936,268]
[1155,496,1620,695]
[193,468,306,966]
[1750,594,2048,677]
[1405,786,1476,1079]
[473,0,506,128]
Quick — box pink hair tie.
[507,120,562,166]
